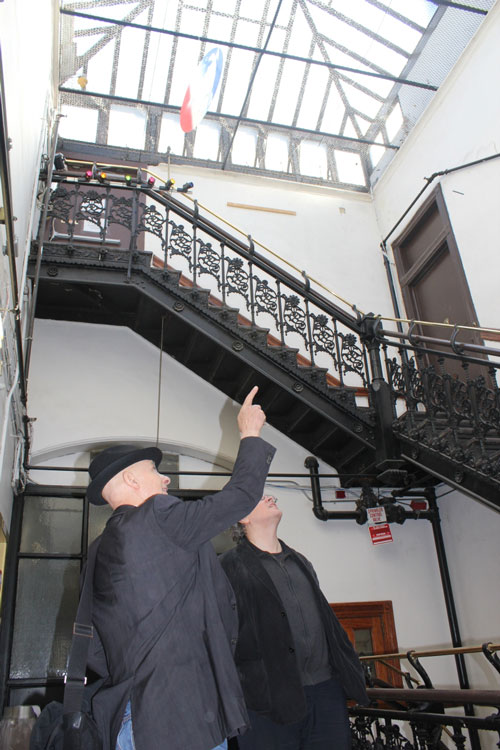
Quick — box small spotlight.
[161,179,175,191]
[54,153,67,171]
[147,176,156,187]
[125,174,132,185]
[177,181,194,193]
[97,171,107,182]
[85,169,93,181]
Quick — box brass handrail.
[64,158,362,314]
[359,642,500,661]
[63,158,500,337]
[378,316,500,336]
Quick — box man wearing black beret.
[86,387,275,750]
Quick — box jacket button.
[231,638,237,646]
[280,611,286,617]
[232,603,237,610]
[288,647,295,653]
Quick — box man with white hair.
[85,386,275,750]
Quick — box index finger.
[242,385,259,406]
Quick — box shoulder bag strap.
[62,536,101,715]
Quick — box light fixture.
[97,171,107,183]
[84,168,94,181]
[147,176,155,187]
[124,174,132,186]
[176,182,194,193]
[54,153,67,171]
[161,179,175,191]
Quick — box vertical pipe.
[25,113,62,379]
[0,493,24,714]
[427,490,480,750]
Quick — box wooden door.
[392,186,484,379]
[331,600,402,687]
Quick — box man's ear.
[239,516,250,527]
[122,468,139,490]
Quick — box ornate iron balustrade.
[349,642,500,750]
[44,176,371,391]
[372,322,500,485]
[40,173,500,494]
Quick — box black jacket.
[220,538,368,724]
[88,437,276,750]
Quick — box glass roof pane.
[114,27,146,98]
[193,121,220,161]
[375,0,437,27]
[320,84,345,135]
[339,81,381,119]
[335,149,365,186]
[328,0,423,52]
[282,5,314,58]
[369,136,388,168]
[385,102,404,141]
[221,49,255,114]
[207,12,234,45]
[271,59,306,124]
[85,42,114,95]
[158,112,185,155]
[240,0,271,23]
[169,38,203,107]
[234,18,261,46]
[178,6,205,36]
[107,105,146,149]
[300,140,328,180]
[307,7,408,76]
[296,65,330,131]
[59,105,99,142]
[247,56,281,121]
[211,0,238,14]
[265,132,289,172]
[232,127,258,167]
[142,34,174,103]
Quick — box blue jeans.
[116,702,227,750]
[116,702,135,750]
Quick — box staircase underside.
[28,244,500,508]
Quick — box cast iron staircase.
[27,170,500,509]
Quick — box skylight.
[58,0,494,192]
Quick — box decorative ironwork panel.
[339,331,366,385]
[225,257,250,306]
[137,203,168,252]
[197,239,222,288]
[253,277,280,329]
[282,294,308,342]
[107,195,134,231]
[76,190,106,236]
[168,220,193,270]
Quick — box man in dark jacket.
[86,387,275,750]
[220,495,368,750]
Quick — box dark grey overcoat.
[88,436,275,750]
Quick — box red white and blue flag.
[180,47,224,133]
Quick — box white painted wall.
[0,0,57,526]
[29,317,500,696]
[373,3,500,329]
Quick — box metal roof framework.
[58,0,493,192]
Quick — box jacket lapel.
[237,539,283,602]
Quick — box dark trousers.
[236,677,351,750]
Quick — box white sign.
[367,506,387,526]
